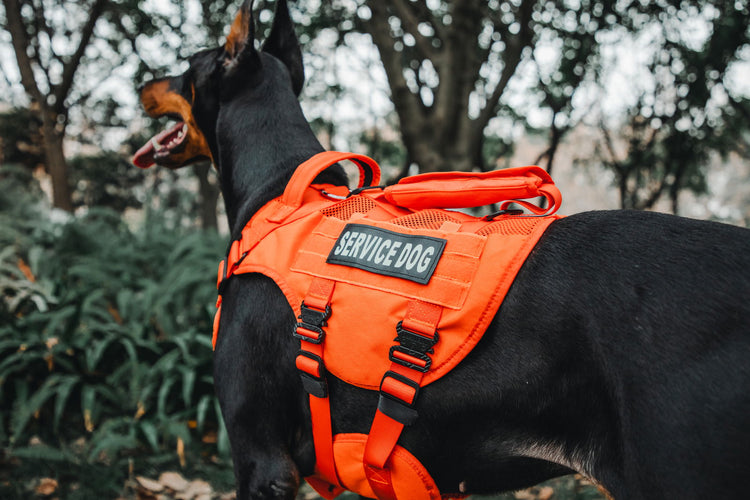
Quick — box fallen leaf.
[538,486,555,500]
[159,471,189,492]
[176,479,212,500]
[136,476,164,493]
[35,478,58,496]
[135,491,158,500]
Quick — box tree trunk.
[40,112,74,212]
[2,0,106,213]
[364,0,535,174]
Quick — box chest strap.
[294,277,343,498]
[295,277,442,500]
[364,300,442,500]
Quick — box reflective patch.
[326,224,446,284]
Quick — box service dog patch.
[327,224,446,284]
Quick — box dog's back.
[492,209,750,498]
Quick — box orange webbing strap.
[364,301,443,500]
[499,183,562,216]
[281,152,381,210]
[295,277,342,493]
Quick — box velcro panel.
[291,217,486,310]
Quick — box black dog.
[133,1,750,498]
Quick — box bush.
[0,168,229,498]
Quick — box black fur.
[140,1,750,499]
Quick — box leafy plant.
[0,174,229,497]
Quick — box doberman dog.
[132,1,750,499]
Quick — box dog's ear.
[262,0,304,96]
[223,0,261,79]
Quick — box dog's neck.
[217,122,324,239]
[213,60,343,238]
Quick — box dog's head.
[132,0,303,170]
[133,2,312,498]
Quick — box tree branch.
[472,0,535,137]
[534,115,566,175]
[407,0,447,42]
[108,10,151,73]
[0,59,14,90]
[32,0,56,63]
[388,0,437,63]
[53,0,108,110]
[364,1,426,124]
[2,0,45,103]
[598,119,626,178]
[635,172,669,210]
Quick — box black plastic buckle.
[293,302,332,344]
[377,371,420,425]
[299,302,331,328]
[483,209,524,221]
[297,351,328,398]
[293,323,325,344]
[389,321,439,373]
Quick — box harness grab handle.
[281,151,381,209]
[383,165,562,215]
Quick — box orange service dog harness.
[213,152,562,500]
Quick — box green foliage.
[68,151,149,212]
[0,172,228,497]
[0,109,44,168]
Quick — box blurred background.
[0,0,748,498]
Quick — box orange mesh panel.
[476,217,540,236]
[391,210,461,230]
[320,196,377,220]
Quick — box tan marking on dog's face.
[137,79,212,168]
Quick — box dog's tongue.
[132,121,186,168]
